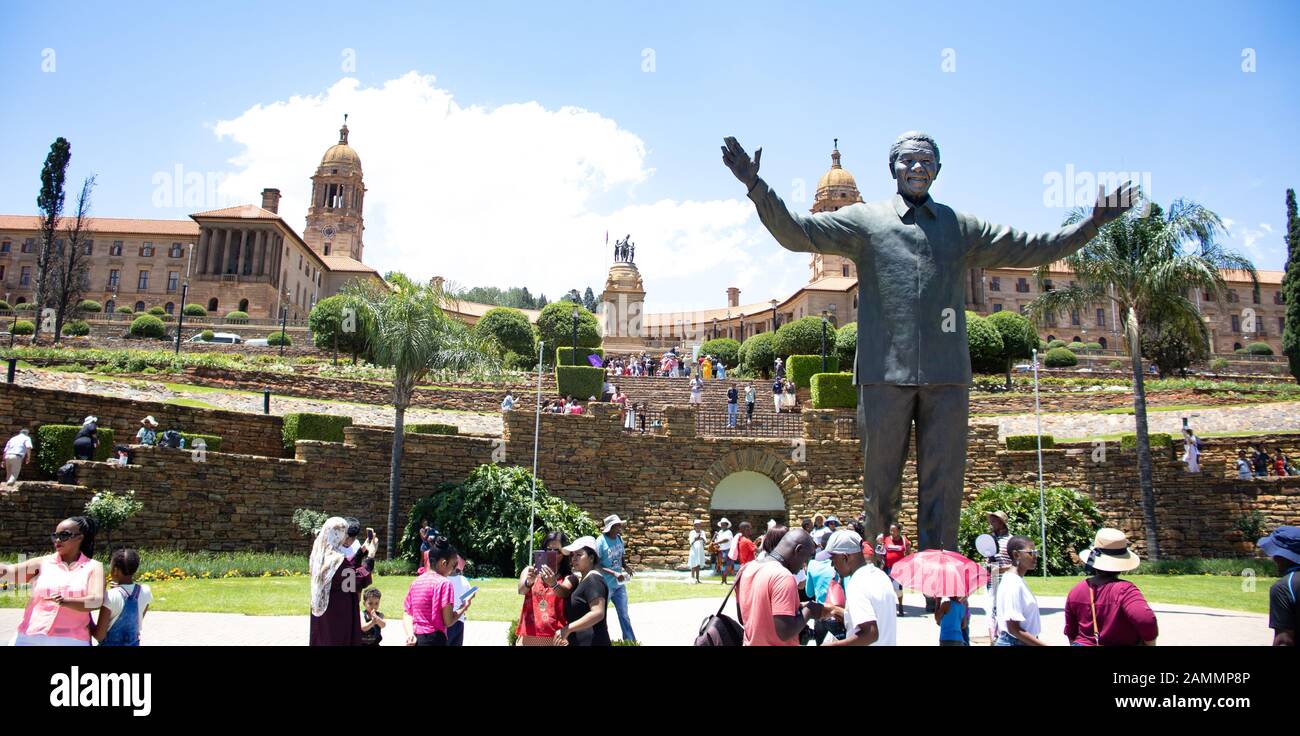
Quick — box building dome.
[320,117,361,169]
[813,140,862,213]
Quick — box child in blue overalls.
[94,549,152,646]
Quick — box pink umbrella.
[888,549,988,598]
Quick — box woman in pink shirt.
[1064,528,1158,646]
[402,537,474,646]
[1,516,105,646]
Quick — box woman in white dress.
[1181,427,1201,473]
[687,520,706,583]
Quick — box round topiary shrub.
[1065,341,1085,352]
[266,331,291,346]
[698,338,741,369]
[11,320,34,335]
[1234,347,1247,354]
[1044,347,1078,368]
[1209,357,1229,373]
[1084,342,1103,351]
[15,303,34,311]
[62,320,90,337]
[200,329,215,342]
[966,311,1004,374]
[0,301,10,311]
[1047,339,1066,349]
[183,303,208,317]
[224,310,250,322]
[77,299,102,313]
[116,306,135,314]
[774,316,829,358]
[128,315,166,339]
[146,306,166,317]
[1246,342,1274,356]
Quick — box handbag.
[826,575,846,608]
[1088,582,1102,646]
[695,564,745,646]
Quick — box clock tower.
[303,115,366,262]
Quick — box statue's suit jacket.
[747,178,1100,386]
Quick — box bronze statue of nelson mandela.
[722,132,1135,552]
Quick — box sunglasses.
[1015,549,1039,556]
[51,531,83,543]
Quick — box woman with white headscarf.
[309,516,376,646]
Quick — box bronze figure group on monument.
[721,132,1136,552]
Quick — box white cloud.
[210,72,778,315]
[1223,218,1283,269]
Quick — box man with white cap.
[714,518,735,585]
[596,514,636,642]
[1258,525,1300,646]
[820,528,897,646]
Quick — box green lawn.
[0,575,729,620]
[163,397,219,409]
[1,573,1273,617]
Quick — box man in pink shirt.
[736,528,822,646]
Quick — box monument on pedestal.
[599,235,647,351]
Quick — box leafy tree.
[1284,189,1300,384]
[535,301,600,365]
[85,489,143,553]
[32,137,72,342]
[965,311,1005,375]
[739,331,778,377]
[834,321,857,368]
[474,306,536,359]
[958,483,1103,575]
[310,294,369,364]
[773,315,827,358]
[986,310,1039,388]
[698,338,740,368]
[1140,305,1209,377]
[399,464,599,575]
[582,286,597,312]
[345,274,498,556]
[1027,197,1254,559]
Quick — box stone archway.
[696,447,805,535]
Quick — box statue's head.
[888,131,941,201]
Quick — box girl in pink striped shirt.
[402,537,474,646]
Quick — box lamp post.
[174,242,194,355]
[726,310,732,341]
[820,309,829,373]
[570,305,579,366]
[712,317,717,340]
[770,298,778,333]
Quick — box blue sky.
[2,1,1297,312]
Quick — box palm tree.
[346,274,498,557]
[1026,197,1256,559]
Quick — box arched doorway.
[709,470,788,533]
[1098,337,1107,349]
[208,297,219,312]
[238,298,249,312]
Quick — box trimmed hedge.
[1120,433,1172,451]
[146,306,166,317]
[1044,347,1078,367]
[809,372,856,409]
[15,303,35,311]
[555,346,605,367]
[556,365,605,399]
[1047,339,1066,349]
[0,301,10,311]
[176,433,223,452]
[36,424,115,474]
[183,304,208,317]
[774,316,829,358]
[115,306,135,314]
[266,331,291,346]
[1006,434,1055,451]
[200,329,215,341]
[404,423,459,436]
[1065,341,1085,352]
[788,354,840,389]
[1083,342,1103,351]
[77,300,103,313]
[129,315,166,339]
[1246,342,1274,356]
[224,310,250,322]
[282,413,353,450]
[1234,348,1247,354]
[62,320,90,336]
[12,320,35,336]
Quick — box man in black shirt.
[1258,526,1299,646]
[726,385,739,428]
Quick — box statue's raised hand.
[721,136,761,189]
[1090,181,1140,227]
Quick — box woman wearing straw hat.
[135,416,159,446]
[1063,528,1158,646]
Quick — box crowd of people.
[1236,444,1297,479]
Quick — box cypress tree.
[1283,188,1300,383]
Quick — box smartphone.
[459,586,479,603]
[532,550,548,572]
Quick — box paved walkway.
[1,591,1267,646]
[974,399,1300,440]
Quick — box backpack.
[56,462,77,484]
[160,430,183,449]
[695,565,746,646]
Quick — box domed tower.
[809,140,863,282]
[303,115,366,262]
